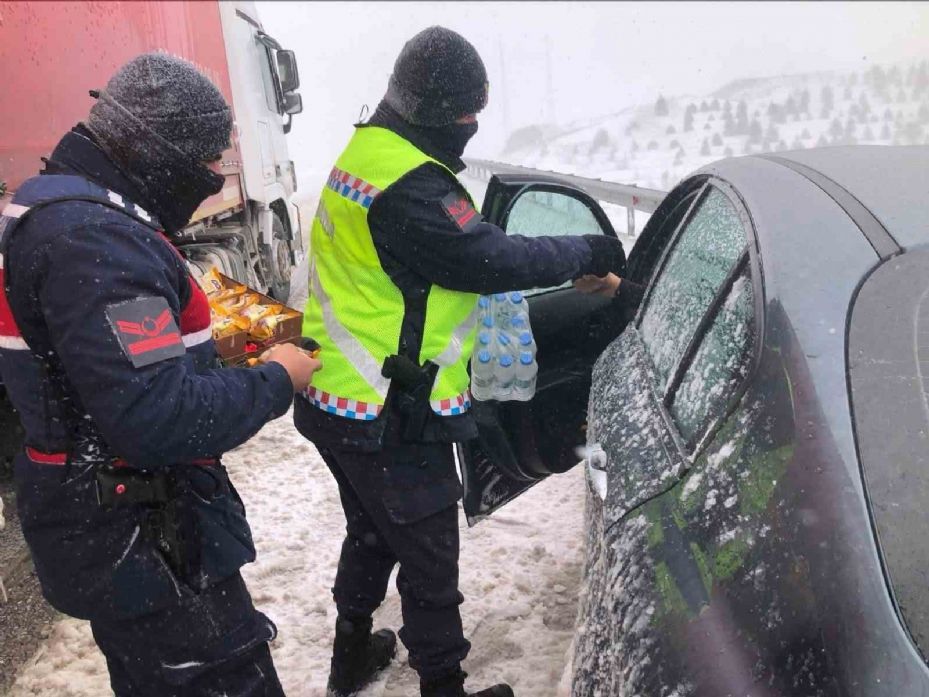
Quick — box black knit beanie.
[83,53,231,233]
[384,27,489,127]
[86,52,232,161]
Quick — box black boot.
[421,670,514,697]
[326,616,397,697]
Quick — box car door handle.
[580,442,608,500]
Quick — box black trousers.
[90,572,285,697]
[318,441,471,681]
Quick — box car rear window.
[849,247,929,660]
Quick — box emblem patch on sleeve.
[440,191,482,233]
[106,297,185,368]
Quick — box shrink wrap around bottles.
[470,292,538,402]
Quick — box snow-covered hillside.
[503,61,929,190]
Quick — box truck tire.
[267,212,292,303]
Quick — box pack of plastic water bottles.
[470,292,538,402]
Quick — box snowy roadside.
[8,411,587,697]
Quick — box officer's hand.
[574,273,622,298]
[262,343,323,393]
[582,235,626,278]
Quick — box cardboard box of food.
[199,269,303,365]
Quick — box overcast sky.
[258,1,929,171]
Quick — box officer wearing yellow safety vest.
[295,27,627,697]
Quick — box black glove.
[582,234,627,278]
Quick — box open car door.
[458,173,633,525]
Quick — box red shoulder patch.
[106,297,185,368]
[440,191,482,233]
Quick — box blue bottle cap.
[497,333,511,346]
[509,291,524,304]
[519,331,533,345]
[478,331,491,345]
[478,350,492,363]
[511,315,527,329]
[482,315,494,328]
[499,355,514,367]
[493,293,507,302]
[478,296,491,309]
[520,352,534,365]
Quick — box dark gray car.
[459,145,929,696]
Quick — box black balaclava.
[84,53,232,233]
[382,26,488,157]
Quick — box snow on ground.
[8,411,587,696]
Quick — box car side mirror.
[283,92,303,116]
[276,50,299,94]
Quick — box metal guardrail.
[464,157,667,236]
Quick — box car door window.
[504,187,613,296]
[639,186,747,390]
[506,189,604,237]
[670,268,755,443]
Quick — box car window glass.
[639,186,747,390]
[506,189,608,295]
[670,269,755,443]
[506,189,604,237]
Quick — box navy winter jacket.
[0,128,293,619]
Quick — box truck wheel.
[267,212,292,302]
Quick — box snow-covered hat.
[384,26,489,127]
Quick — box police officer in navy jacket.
[0,54,319,696]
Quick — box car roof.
[762,145,929,250]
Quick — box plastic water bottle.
[476,330,493,350]
[510,313,529,332]
[494,354,515,396]
[517,330,537,359]
[471,349,496,401]
[494,293,516,326]
[513,351,538,401]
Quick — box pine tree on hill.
[655,95,669,116]
[785,96,798,116]
[918,103,929,124]
[821,85,834,118]
[816,134,829,147]
[880,123,892,140]
[884,107,894,121]
[749,118,763,144]
[801,127,812,140]
[700,138,710,156]
[669,139,681,150]
[844,86,853,100]
[700,100,709,111]
[736,101,749,135]
[791,137,803,149]
[723,110,735,136]
[777,140,788,152]
[684,104,696,132]
[647,140,659,150]
[858,92,871,116]
[829,117,843,138]
[712,132,723,146]
[666,124,676,135]
[863,125,875,141]
[799,89,811,114]
[711,98,720,110]
[765,123,779,141]
[724,146,734,157]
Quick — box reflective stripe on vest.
[302,126,479,419]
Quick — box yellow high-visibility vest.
[302,126,479,421]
